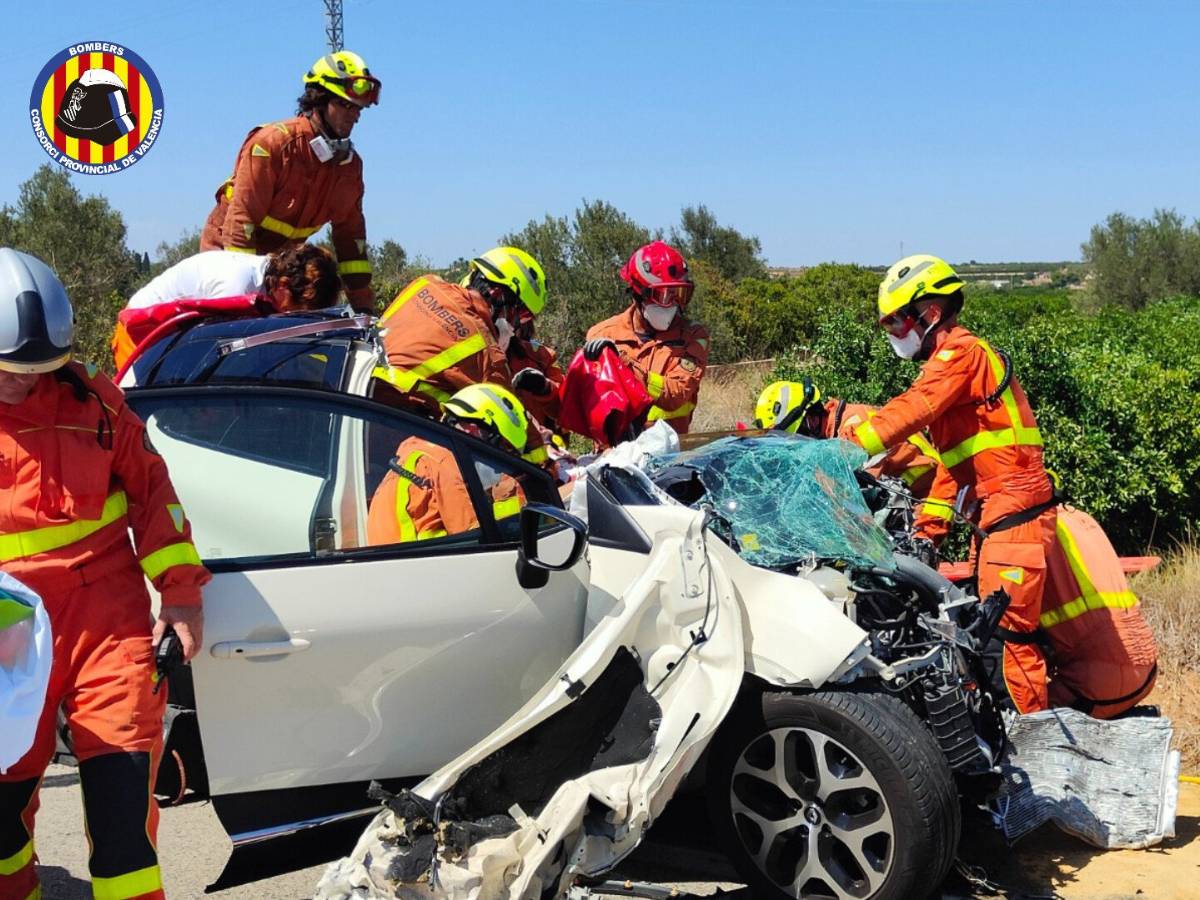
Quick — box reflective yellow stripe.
[225,245,257,254]
[372,365,420,394]
[25,886,41,900]
[1040,517,1139,629]
[415,382,452,405]
[381,277,429,320]
[493,496,522,521]
[900,464,933,486]
[855,420,886,456]
[918,499,955,521]
[521,444,549,464]
[906,431,942,463]
[91,864,162,900]
[337,260,372,276]
[941,341,1042,469]
[258,216,321,240]
[647,401,695,422]
[0,840,32,875]
[140,541,202,580]
[408,333,487,381]
[0,492,127,562]
[645,371,665,399]
[394,450,425,542]
[941,426,1043,469]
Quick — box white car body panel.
[193,537,589,796]
[318,506,745,898]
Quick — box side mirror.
[516,504,588,589]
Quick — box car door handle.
[209,639,312,659]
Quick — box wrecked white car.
[314,434,1017,899]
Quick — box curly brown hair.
[297,85,333,115]
[264,244,341,311]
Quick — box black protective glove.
[512,367,552,396]
[583,338,618,361]
[910,536,939,569]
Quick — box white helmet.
[0,249,73,373]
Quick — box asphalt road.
[30,764,747,899]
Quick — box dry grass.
[1133,544,1200,772]
[690,359,775,433]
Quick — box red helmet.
[619,241,694,308]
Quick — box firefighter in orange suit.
[367,385,528,544]
[583,241,709,436]
[200,51,380,311]
[0,249,210,900]
[375,247,550,467]
[1042,505,1158,718]
[848,255,1055,714]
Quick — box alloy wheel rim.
[729,726,895,899]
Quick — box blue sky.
[3,0,1197,267]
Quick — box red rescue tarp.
[558,347,652,446]
[113,294,267,379]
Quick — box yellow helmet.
[877,254,964,320]
[466,247,548,315]
[303,51,381,107]
[443,383,528,453]
[753,379,821,433]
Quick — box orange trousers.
[977,508,1057,714]
[0,565,166,900]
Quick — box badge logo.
[29,41,164,175]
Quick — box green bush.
[776,288,1200,553]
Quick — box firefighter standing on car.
[376,247,550,466]
[583,241,709,436]
[200,51,380,311]
[367,384,529,544]
[0,249,210,900]
[846,255,1056,714]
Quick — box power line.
[323,0,344,52]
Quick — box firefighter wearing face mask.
[199,52,381,311]
[583,241,710,436]
[375,247,549,465]
[366,384,528,544]
[0,249,210,900]
[845,255,1056,714]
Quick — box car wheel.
[707,687,960,900]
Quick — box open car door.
[125,386,590,870]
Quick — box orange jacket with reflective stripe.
[199,115,372,310]
[1042,506,1157,715]
[0,363,210,606]
[585,305,709,435]
[365,438,525,544]
[852,325,1050,532]
[378,276,512,416]
[508,337,563,429]
[376,278,548,466]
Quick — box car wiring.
[648,506,718,698]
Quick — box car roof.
[128,308,377,390]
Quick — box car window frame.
[125,384,563,573]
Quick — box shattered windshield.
[650,434,896,570]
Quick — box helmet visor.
[879,307,918,337]
[332,74,381,106]
[646,283,694,308]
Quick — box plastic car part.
[650,434,897,571]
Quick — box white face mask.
[643,304,679,332]
[887,329,924,359]
[495,317,514,353]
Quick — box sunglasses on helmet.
[645,283,694,308]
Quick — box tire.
[707,686,960,900]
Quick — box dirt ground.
[28,763,1200,899]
